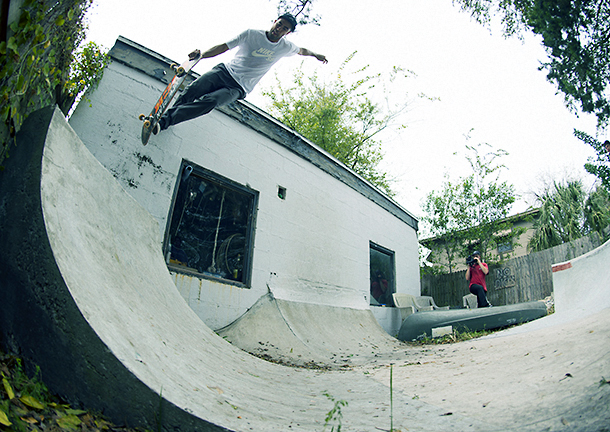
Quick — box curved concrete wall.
[552,238,610,316]
[0,107,473,431]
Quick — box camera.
[466,255,477,266]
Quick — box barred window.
[164,161,258,286]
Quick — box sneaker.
[152,122,161,135]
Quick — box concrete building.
[69,36,421,336]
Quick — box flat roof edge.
[109,36,418,230]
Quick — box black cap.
[278,13,297,31]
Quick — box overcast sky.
[84,0,605,233]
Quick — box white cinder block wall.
[70,37,420,333]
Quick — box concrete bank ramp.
[488,236,610,337]
[217,293,400,368]
[552,238,610,316]
[0,107,479,431]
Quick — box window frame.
[497,240,513,254]
[369,241,396,306]
[163,160,259,287]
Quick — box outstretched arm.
[298,48,328,64]
[189,44,230,60]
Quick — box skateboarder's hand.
[315,53,328,64]
[188,49,201,61]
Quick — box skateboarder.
[153,13,327,135]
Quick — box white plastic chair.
[414,296,450,311]
[463,293,478,309]
[392,293,416,320]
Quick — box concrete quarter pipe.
[0,106,609,431]
[0,107,477,431]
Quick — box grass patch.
[405,328,498,346]
[322,392,348,432]
[404,309,557,346]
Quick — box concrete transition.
[216,292,401,369]
[0,106,609,432]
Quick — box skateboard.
[139,53,201,145]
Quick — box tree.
[422,174,472,273]
[453,0,610,129]
[422,141,520,273]
[1,0,108,165]
[274,0,320,26]
[584,186,610,240]
[59,41,110,115]
[575,130,610,190]
[528,180,610,252]
[262,52,422,195]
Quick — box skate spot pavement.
[0,106,608,432]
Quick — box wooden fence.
[421,233,603,308]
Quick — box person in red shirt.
[465,251,492,307]
[371,271,393,306]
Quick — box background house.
[420,208,540,272]
[419,206,603,308]
[68,36,421,335]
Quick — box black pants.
[469,283,491,307]
[160,63,246,130]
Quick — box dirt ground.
[361,308,610,431]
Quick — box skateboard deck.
[139,54,201,145]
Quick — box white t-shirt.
[225,29,300,94]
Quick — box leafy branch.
[323,392,348,432]
[422,138,519,272]
[274,0,321,26]
[0,0,108,167]
[452,0,610,129]
[263,51,431,196]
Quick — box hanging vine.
[0,0,108,166]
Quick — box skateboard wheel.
[170,63,178,71]
[139,114,146,121]
[143,119,151,128]
[176,66,185,76]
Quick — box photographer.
[465,251,492,308]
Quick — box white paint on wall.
[70,41,420,331]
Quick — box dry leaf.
[56,414,82,430]
[207,385,224,395]
[0,409,12,426]
[65,408,88,416]
[2,377,15,400]
[20,416,38,424]
[20,395,44,410]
